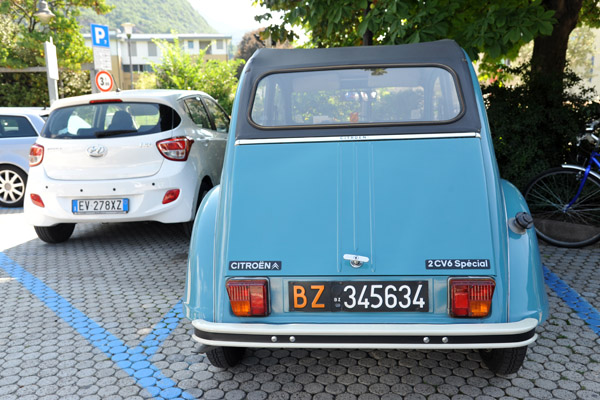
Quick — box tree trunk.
[531,0,583,76]
[362,3,373,46]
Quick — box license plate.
[289,281,429,312]
[72,198,129,214]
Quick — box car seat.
[108,111,135,131]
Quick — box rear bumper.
[24,161,198,226]
[191,318,539,349]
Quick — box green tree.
[530,0,600,79]
[0,0,112,69]
[0,0,112,106]
[255,0,555,63]
[142,37,244,114]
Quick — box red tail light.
[226,279,269,317]
[29,144,44,166]
[30,194,44,208]
[449,278,495,317]
[156,137,194,161]
[162,189,180,204]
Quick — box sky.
[188,0,278,45]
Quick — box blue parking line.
[0,252,194,400]
[543,266,600,335]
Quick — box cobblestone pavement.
[0,208,599,400]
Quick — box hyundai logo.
[87,145,107,157]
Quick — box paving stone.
[2,216,600,400]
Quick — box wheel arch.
[501,179,549,324]
[183,185,220,321]
[0,162,28,175]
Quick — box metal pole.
[127,34,133,89]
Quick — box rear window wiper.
[95,129,138,138]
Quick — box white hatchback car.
[25,90,229,243]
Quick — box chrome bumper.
[191,318,539,349]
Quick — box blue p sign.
[91,24,110,48]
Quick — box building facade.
[83,31,232,90]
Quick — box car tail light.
[156,137,194,161]
[449,278,495,317]
[29,144,44,166]
[226,279,269,317]
[30,194,44,208]
[162,189,180,204]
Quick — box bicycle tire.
[524,167,600,248]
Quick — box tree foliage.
[255,0,555,63]
[140,37,244,114]
[236,28,266,63]
[0,0,111,106]
[234,28,292,77]
[484,66,600,190]
[0,0,112,69]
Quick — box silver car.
[0,108,47,207]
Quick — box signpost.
[44,38,59,105]
[90,24,112,92]
[95,71,114,92]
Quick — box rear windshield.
[41,102,181,139]
[250,66,462,128]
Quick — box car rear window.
[41,102,181,139]
[250,67,463,128]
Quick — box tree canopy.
[255,0,556,63]
[0,0,112,69]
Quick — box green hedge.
[0,70,91,107]
[483,66,600,191]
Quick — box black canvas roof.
[235,40,481,139]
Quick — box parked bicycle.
[524,122,600,248]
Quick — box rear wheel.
[524,167,600,247]
[479,346,528,375]
[0,165,27,207]
[205,346,245,368]
[34,224,76,244]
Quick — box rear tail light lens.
[30,194,44,208]
[156,137,194,161]
[162,189,180,204]
[449,278,495,317]
[29,144,44,166]
[226,279,269,317]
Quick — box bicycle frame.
[563,150,600,211]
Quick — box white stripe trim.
[235,132,480,145]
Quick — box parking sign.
[91,24,110,48]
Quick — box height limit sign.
[95,71,114,92]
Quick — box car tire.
[34,224,76,244]
[205,346,245,368]
[181,182,212,237]
[0,165,27,208]
[479,346,528,375]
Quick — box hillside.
[78,0,216,34]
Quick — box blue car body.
[183,40,548,373]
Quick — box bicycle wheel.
[524,167,600,248]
